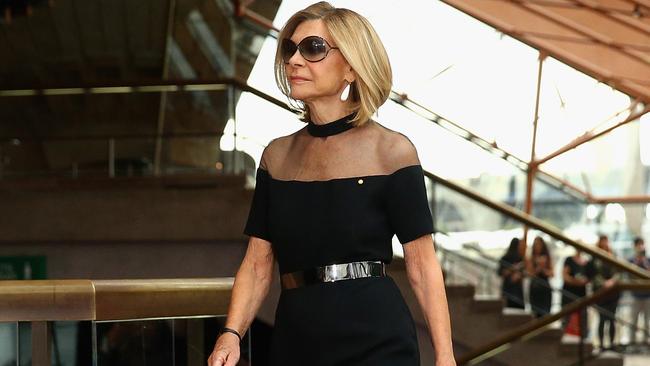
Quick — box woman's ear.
[345,67,356,84]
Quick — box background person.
[629,237,650,348]
[498,237,525,309]
[528,236,553,318]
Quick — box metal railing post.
[92,321,98,366]
[15,322,20,366]
[578,310,584,366]
[108,138,115,178]
[31,321,52,366]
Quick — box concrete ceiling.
[0,0,281,176]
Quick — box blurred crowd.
[498,235,650,351]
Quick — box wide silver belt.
[280,260,386,290]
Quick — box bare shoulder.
[371,121,420,169]
[260,128,301,170]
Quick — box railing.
[437,240,500,297]
[0,77,294,181]
[427,170,650,279]
[438,235,649,361]
[456,280,650,365]
[425,172,650,364]
[428,179,650,365]
[0,278,236,366]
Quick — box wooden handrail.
[0,278,234,322]
[438,245,497,271]
[426,170,650,279]
[457,280,650,365]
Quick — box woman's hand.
[604,278,616,288]
[207,333,240,366]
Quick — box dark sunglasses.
[281,36,339,63]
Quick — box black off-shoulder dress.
[243,114,434,366]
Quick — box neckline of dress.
[258,164,422,183]
[306,113,356,137]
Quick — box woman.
[562,249,591,339]
[590,235,619,349]
[629,237,650,346]
[208,2,455,366]
[528,236,553,317]
[498,238,525,309]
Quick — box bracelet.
[220,327,243,343]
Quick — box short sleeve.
[386,165,434,244]
[243,167,272,242]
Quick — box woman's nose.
[288,48,305,67]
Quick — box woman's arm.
[544,257,554,277]
[525,257,535,276]
[562,265,574,284]
[499,263,513,277]
[208,237,274,366]
[563,265,586,286]
[224,237,275,336]
[403,234,455,365]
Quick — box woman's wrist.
[220,327,243,343]
[435,349,455,362]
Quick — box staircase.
[389,261,624,366]
[252,259,625,366]
[448,284,624,365]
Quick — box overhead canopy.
[441,0,650,103]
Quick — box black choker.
[307,113,356,137]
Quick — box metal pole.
[523,52,545,248]
[15,322,19,366]
[154,0,176,176]
[228,85,236,174]
[0,145,3,180]
[578,310,584,366]
[535,105,650,166]
[92,321,98,366]
[108,139,115,178]
[31,321,52,366]
[171,319,176,366]
[228,6,239,174]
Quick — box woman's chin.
[290,91,314,101]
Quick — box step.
[500,312,535,328]
[445,284,475,298]
[533,327,564,341]
[562,352,625,366]
[472,298,504,313]
[497,336,568,366]
[558,336,594,357]
[584,353,624,366]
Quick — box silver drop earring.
[340,82,351,102]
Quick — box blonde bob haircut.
[274,2,392,126]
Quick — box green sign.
[0,256,47,280]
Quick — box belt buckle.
[282,260,385,290]
[321,263,347,282]
[323,261,378,282]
